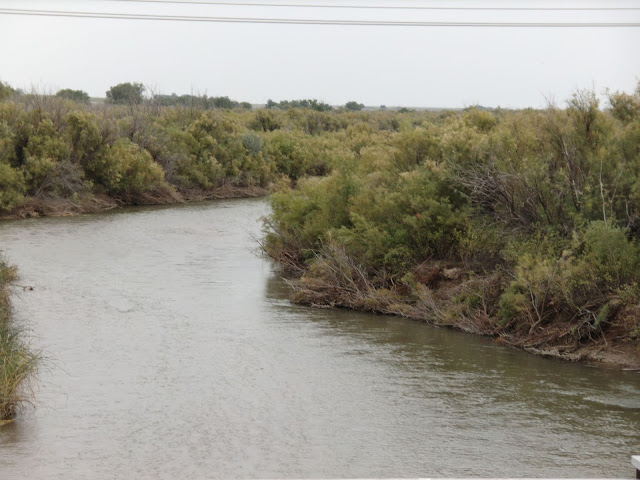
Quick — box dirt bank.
[0,185,269,220]
[285,260,640,370]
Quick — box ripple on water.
[0,198,638,479]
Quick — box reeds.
[0,258,38,421]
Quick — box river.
[0,198,638,479]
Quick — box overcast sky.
[0,0,639,108]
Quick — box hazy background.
[0,0,639,108]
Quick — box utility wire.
[99,0,640,11]
[1,8,639,26]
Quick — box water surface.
[0,198,638,479]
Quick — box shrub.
[171,114,246,187]
[0,163,24,211]
[65,111,103,166]
[263,131,311,180]
[87,139,165,193]
[608,91,640,124]
[241,132,263,155]
[581,221,640,288]
[23,118,71,193]
[0,82,18,102]
[344,101,365,111]
[249,110,281,132]
[0,257,39,420]
[106,82,145,105]
[55,89,90,104]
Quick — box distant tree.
[380,105,387,111]
[298,99,331,112]
[344,101,365,111]
[608,88,640,124]
[154,93,207,108]
[211,96,239,109]
[56,89,90,104]
[265,98,332,111]
[106,82,145,105]
[153,93,178,106]
[0,81,17,101]
[463,104,492,112]
[249,109,281,132]
[151,93,249,110]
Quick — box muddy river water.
[0,198,638,479]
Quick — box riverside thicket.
[0,82,381,217]
[1,80,639,366]
[263,86,640,366]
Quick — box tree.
[105,82,145,105]
[344,101,365,111]
[0,81,17,102]
[211,96,238,109]
[310,99,333,112]
[608,87,640,124]
[265,98,332,111]
[56,89,90,104]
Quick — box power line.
[1,8,639,26]
[99,0,640,11]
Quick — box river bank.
[2,83,639,372]
[285,264,640,370]
[0,185,268,220]
[262,86,640,372]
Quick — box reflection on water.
[0,198,638,479]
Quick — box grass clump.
[0,256,38,421]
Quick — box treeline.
[265,99,366,111]
[153,94,252,110]
[263,85,640,363]
[0,81,386,215]
[266,98,333,111]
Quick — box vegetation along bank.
[1,80,639,369]
[0,257,38,421]
[0,80,389,416]
[0,81,370,218]
[262,85,640,369]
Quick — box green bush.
[171,114,245,187]
[249,109,281,132]
[497,222,640,334]
[55,89,90,104]
[581,221,640,288]
[263,83,640,346]
[65,111,103,166]
[87,139,165,193]
[0,82,18,102]
[22,118,71,193]
[105,82,145,105]
[0,257,39,420]
[0,163,24,211]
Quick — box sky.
[0,0,639,108]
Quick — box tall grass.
[0,257,38,421]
